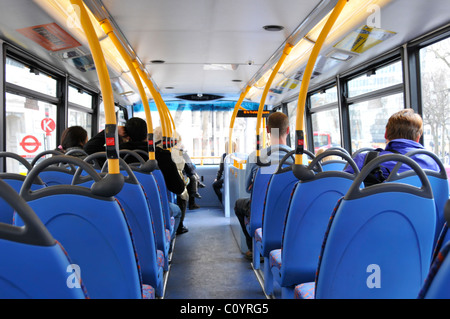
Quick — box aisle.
[164,207,265,299]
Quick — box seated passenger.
[56,126,88,158]
[345,108,439,182]
[84,118,185,235]
[234,112,292,260]
[213,141,236,204]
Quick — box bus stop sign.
[41,118,56,136]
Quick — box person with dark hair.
[234,112,292,260]
[56,126,88,158]
[213,141,236,204]
[84,118,185,236]
[345,108,439,180]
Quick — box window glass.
[5,93,57,173]
[68,108,93,139]
[287,100,298,147]
[349,93,404,153]
[310,86,338,108]
[133,102,262,165]
[5,57,57,97]
[69,86,93,109]
[348,61,403,97]
[420,37,450,164]
[311,108,341,152]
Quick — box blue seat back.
[0,178,87,299]
[16,156,145,299]
[419,241,450,299]
[387,149,449,246]
[247,166,273,237]
[316,154,436,299]
[321,160,346,171]
[261,169,298,257]
[152,169,173,236]
[281,172,356,286]
[80,152,163,293]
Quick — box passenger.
[344,108,439,180]
[234,112,292,260]
[168,130,190,234]
[56,126,88,158]
[212,141,236,204]
[84,118,185,236]
[315,147,339,162]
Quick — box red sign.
[41,118,56,136]
[19,135,42,153]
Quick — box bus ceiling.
[0,0,449,107]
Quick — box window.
[5,93,57,173]
[348,61,403,97]
[68,85,94,137]
[69,86,93,109]
[5,57,57,97]
[133,101,262,165]
[311,108,341,152]
[310,86,338,108]
[420,36,450,164]
[349,93,404,152]
[347,60,404,153]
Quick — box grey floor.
[164,207,266,299]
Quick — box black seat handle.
[0,179,54,246]
[275,149,316,174]
[121,149,158,173]
[30,150,63,167]
[345,153,433,200]
[21,155,123,199]
[386,149,447,181]
[256,145,293,167]
[309,149,360,176]
[0,152,45,185]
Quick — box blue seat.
[118,149,171,272]
[418,199,450,299]
[268,149,359,298]
[252,149,300,272]
[0,178,88,299]
[321,160,347,171]
[79,152,165,296]
[152,168,176,238]
[247,166,273,270]
[295,154,436,299]
[0,152,45,224]
[31,150,77,186]
[15,155,155,299]
[386,149,449,247]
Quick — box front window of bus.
[133,101,261,165]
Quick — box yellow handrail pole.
[228,86,251,154]
[256,42,293,159]
[100,19,156,161]
[69,0,120,174]
[156,92,175,147]
[134,64,170,147]
[294,0,347,165]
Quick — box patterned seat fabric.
[418,243,450,298]
[255,228,262,243]
[269,249,282,270]
[294,282,315,299]
[165,229,171,243]
[157,250,165,269]
[142,284,155,299]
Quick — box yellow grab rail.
[134,64,171,148]
[256,42,293,161]
[293,0,347,170]
[69,0,120,175]
[228,86,251,154]
[100,19,156,161]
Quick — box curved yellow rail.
[134,64,170,148]
[100,19,155,160]
[69,0,119,174]
[256,42,293,158]
[228,86,251,154]
[294,0,347,165]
